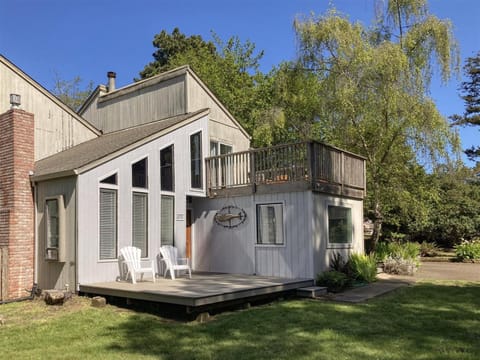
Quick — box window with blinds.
[161,195,174,246]
[99,188,117,260]
[160,145,174,191]
[190,131,202,189]
[256,203,284,245]
[132,192,148,257]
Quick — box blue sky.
[0,0,478,165]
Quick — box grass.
[1,281,479,359]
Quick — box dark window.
[46,199,60,250]
[100,173,117,185]
[99,189,117,260]
[132,158,148,188]
[132,192,148,257]
[161,195,175,246]
[160,145,174,191]
[328,206,352,244]
[190,132,202,189]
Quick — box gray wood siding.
[192,196,255,275]
[186,73,250,151]
[77,116,209,285]
[253,192,313,278]
[82,76,187,133]
[312,193,364,276]
[193,191,314,278]
[36,177,77,290]
[0,60,98,161]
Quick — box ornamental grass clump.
[375,241,420,276]
[316,270,351,293]
[454,240,480,262]
[347,253,377,283]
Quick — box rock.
[91,296,106,308]
[195,312,210,323]
[44,290,65,305]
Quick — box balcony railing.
[206,141,366,199]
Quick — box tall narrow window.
[45,198,59,260]
[328,206,352,245]
[45,195,65,261]
[132,192,148,257]
[99,189,117,260]
[160,145,174,191]
[161,195,175,246]
[256,203,284,245]
[190,132,202,189]
[132,158,148,188]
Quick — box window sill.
[255,243,286,248]
[326,244,353,250]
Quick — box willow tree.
[294,0,460,247]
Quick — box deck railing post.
[250,150,256,193]
[307,142,314,186]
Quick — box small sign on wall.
[176,213,185,221]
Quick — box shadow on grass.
[103,282,480,360]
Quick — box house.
[0,54,366,301]
[0,55,99,300]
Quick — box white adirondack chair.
[159,245,192,280]
[120,246,156,284]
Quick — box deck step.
[297,286,327,298]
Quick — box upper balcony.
[205,141,366,199]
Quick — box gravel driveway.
[415,261,480,281]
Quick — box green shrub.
[454,240,480,262]
[374,241,420,275]
[316,270,351,293]
[347,253,377,283]
[419,241,440,257]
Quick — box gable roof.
[0,54,101,136]
[33,108,209,181]
[78,65,250,139]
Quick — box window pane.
[328,206,352,244]
[46,199,59,249]
[160,145,174,191]
[100,173,117,185]
[161,195,175,246]
[256,203,283,245]
[132,158,148,188]
[99,189,117,259]
[132,192,148,257]
[190,132,202,188]
[210,141,218,156]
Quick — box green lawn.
[1,281,479,359]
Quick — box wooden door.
[186,209,192,259]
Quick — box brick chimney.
[0,95,35,300]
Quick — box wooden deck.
[79,273,313,308]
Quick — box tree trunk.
[371,202,383,251]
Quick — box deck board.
[79,273,313,307]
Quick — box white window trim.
[254,201,286,248]
[160,142,175,193]
[44,195,66,262]
[326,200,353,249]
[131,155,149,191]
[189,129,205,192]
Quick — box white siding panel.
[77,116,209,285]
[312,193,364,276]
[193,191,314,279]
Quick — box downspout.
[32,178,38,285]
